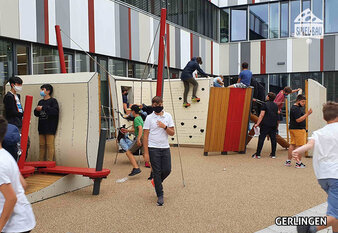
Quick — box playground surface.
[31,138,326,233]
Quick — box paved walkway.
[256,202,332,233]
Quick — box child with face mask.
[34,84,59,161]
[3,77,24,129]
[143,96,175,206]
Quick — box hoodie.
[180,57,207,80]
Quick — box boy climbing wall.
[180,57,208,108]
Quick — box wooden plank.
[218,88,230,152]
[285,98,290,143]
[25,174,64,195]
[204,87,230,152]
[204,87,216,152]
[239,88,252,151]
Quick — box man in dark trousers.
[143,96,175,206]
[180,57,208,108]
[252,92,279,159]
[3,77,24,129]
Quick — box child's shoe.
[295,162,306,168]
[183,102,191,108]
[191,97,200,102]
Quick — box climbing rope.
[163,35,186,187]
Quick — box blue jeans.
[213,82,222,87]
[120,136,133,151]
[318,179,338,219]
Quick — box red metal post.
[156,8,167,97]
[55,25,67,73]
[18,96,33,169]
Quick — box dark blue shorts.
[318,179,338,219]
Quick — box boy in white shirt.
[0,116,35,233]
[143,96,175,206]
[293,102,338,233]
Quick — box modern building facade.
[0,0,337,133]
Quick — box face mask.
[13,85,22,92]
[40,90,46,97]
[153,106,163,113]
[130,112,134,118]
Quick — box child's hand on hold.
[307,108,313,115]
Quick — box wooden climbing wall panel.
[204,87,253,155]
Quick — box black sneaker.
[252,153,261,159]
[128,168,141,176]
[295,163,306,168]
[157,196,164,206]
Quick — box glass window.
[290,0,301,37]
[231,8,247,41]
[302,0,311,11]
[280,2,289,37]
[254,75,268,96]
[290,72,322,103]
[188,0,197,32]
[33,45,60,74]
[16,44,30,75]
[269,74,289,95]
[324,72,338,102]
[182,0,189,28]
[108,58,126,77]
[325,0,338,33]
[269,3,279,39]
[64,53,73,73]
[0,40,13,113]
[313,0,323,20]
[220,9,229,43]
[249,4,268,40]
[75,53,90,72]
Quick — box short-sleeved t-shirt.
[143,111,174,148]
[274,90,285,111]
[289,104,306,129]
[261,101,278,128]
[0,149,36,232]
[122,94,129,108]
[310,122,338,179]
[133,116,144,137]
[238,69,252,86]
[213,77,222,86]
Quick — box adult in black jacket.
[252,92,279,159]
[34,84,59,161]
[180,57,208,107]
[3,77,24,129]
[250,77,266,116]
